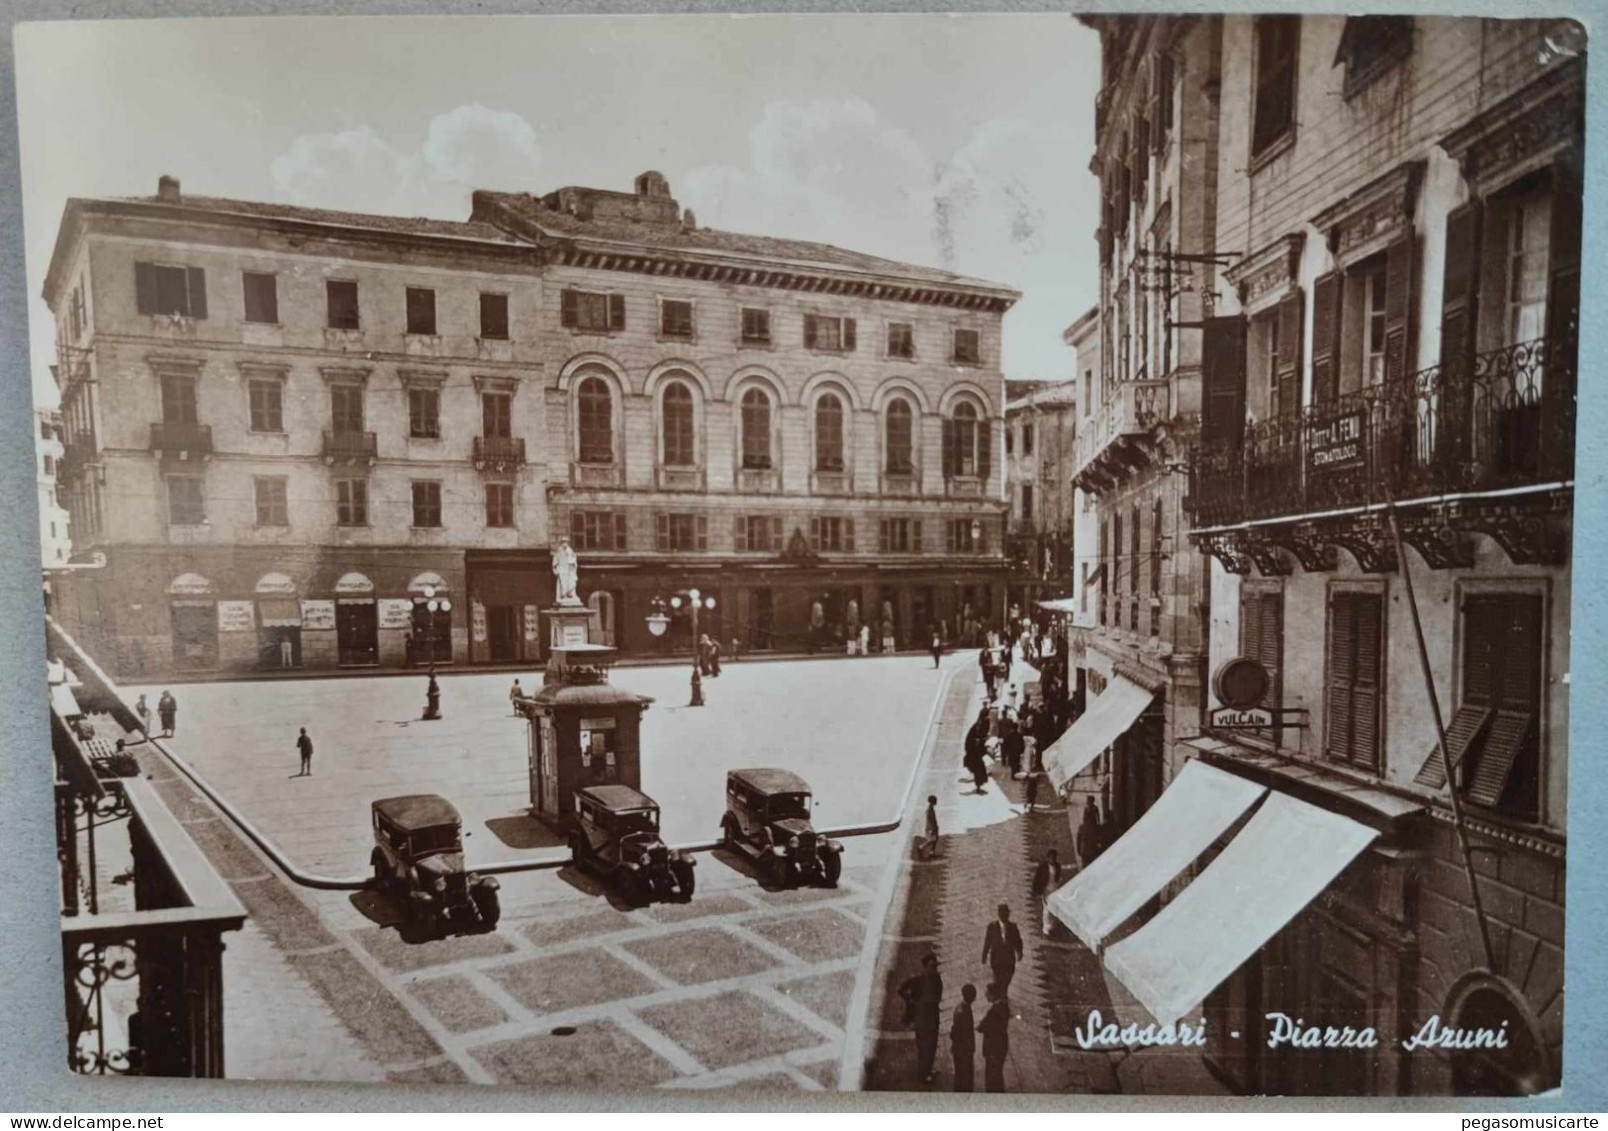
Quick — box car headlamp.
[788,836,800,849]
[639,852,652,867]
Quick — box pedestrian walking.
[881,616,896,655]
[981,904,1024,994]
[157,690,177,737]
[1032,850,1063,935]
[134,694,152,741]
[950,983,977,1093]
[978,983,1011,1093]
[709,637,722,677]
[963,710,989,794]
[918,795,941,859]
[1076,796,1106,871]
[1002,714,1025,779]
[898,953,944,1083]
[697,634,712,676]
[509,678,524,715]
[930,627,943,668]
[979,646,996,700]
[858,623,871,656]
[295,727,314,777]
[1024,766,1042,811]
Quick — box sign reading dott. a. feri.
[1307,409,1366,472]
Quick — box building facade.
[1056,14,1579,1098]
[1003,380,1077,615]
[45,173,1017,679]
[37,407,72,568]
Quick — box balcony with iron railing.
[1072,376,1172,492]
[148,421,213,460]
[472,435,526,471]
[1189,337,1577,531]
[322,429,378,465]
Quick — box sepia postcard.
[9,8,1588,1102]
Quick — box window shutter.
[185,267,208,319]
[1200,315,1248,444]
[1416,705,1492,790]
[1499,594,1543,711]
[1462,597,1499,708]
[804,314,818,350]
[1546,155,1583,480]
[135,262,157,315]
[1326,595,1356,761]
[912,519,922,553]
[772,516,783,549]
[656,513,670,552]
[1438,202,1482,468]
[977,420,992,479]
[1352,595,1383,768]
[946,520,956,555]
[1465,710,1534,808]
[695,514,708,550]
[613,512,627,550]
[942,418,957,477]
[1310,270,1342,404]
[735,515,747,552]
[810,517,821,551]
[571,512,584,542]
[608,293,626,331]
[1241,591,1263,661]
[1382,235,1415,386]
[844,318,857,352]
[879,519,890,554]
[561,289,578,327]
[844,518,855,554]
[1275,289,1303,414]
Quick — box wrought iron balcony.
[323,429,378,465]
[148,421,213,460]
[1189,336,1576,531]
[473,435,526,470]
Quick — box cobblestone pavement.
[133,655,951,875]
[860,650,1230,1097]
[128,654,968,1090]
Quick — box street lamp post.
[420,584,451,720]
[646,589,716,707]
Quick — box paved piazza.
[134,654,949,877]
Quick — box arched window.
[577,376,613,464]
[885,398,914,474]
[945,401,988,478]
[741,388,773,470]
[662,380,695,467]
[815,392,844,471]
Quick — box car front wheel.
[820,850,842,888]
[474,884,501,930]
[672,861,696,901]
[614,866,645,907]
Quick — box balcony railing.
[322,429,378,464]
[148,422,213,459]
[473,435,526,470]
[1189,337,1576,528]
[1074,377,1171,481]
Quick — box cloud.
[270,104,541,217]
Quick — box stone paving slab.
[230,876,338,953]
[353,924,517,974]
[619,927,781,985]
[637,990,823,1072]
[387,1059,473,1086]
[643,891,755,924]
[744,909,867,965]
[285,948,446,1065]
[408,974,511,1034]
[487,949,662,1016]
[471,1020,681,1090]
[773,968,858,1029]
[519,906,638,949]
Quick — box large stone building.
[1002,379,1076,615]
[44,172,1017,679]
[1051,14,1578,1098]
[36,406,71,569]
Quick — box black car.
[720,768,842,887]
[569,784,695,905]
[369,794,500,934]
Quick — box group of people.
[898,903,1026,1092]
[133,690,179,740]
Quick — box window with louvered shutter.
[1326,591,1383,770]
[1241,586,1284,743]
[656,513,670,552]
[613,513,627,551]
[695,515,708,551]
[1457,592,1542,816]
[735,515,748,552]
[844,518,855,553]
[1201,315,1248,444]
[1311,271,1342,405]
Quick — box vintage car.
[720,768,843,887]
[568,784,695,905]
[369,794,500,934]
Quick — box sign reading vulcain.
[1209,705,1275,730]
[1307,410,1366,472]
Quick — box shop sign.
[1307,410,1366,473]
[378,598,414,630]
[472,600,488,643]
[523,604,540,641]
[300,600,336,631]
[217,601,256,633]
[1209,705,1274,730]
[580,717,618,769]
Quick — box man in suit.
[977,982,1012,1093]
[950,983,977,1092]
[981,903,1024,993]
[898,952,944,1083]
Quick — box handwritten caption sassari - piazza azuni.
[1074,1010,1512,1052]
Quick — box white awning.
[1036,598,1079,613]
[51,682,82,719]
[1103,792,1379,1027]
[1047,760,1267,951]
[1042,673,1154,790]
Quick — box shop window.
[1325,589,1384,771]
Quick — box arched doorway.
[255,572,302,669]
[588,590,616,647]
[334,572,378,666]
[167,573,218,671]
[1444,974,1552,1096]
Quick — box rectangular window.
[660,299,694,339]
[408,387,440,439]
[482,392,512,440]
[1252,15,1299,157]
[254,477,288,526]
[336,479,368,526]
[1023,423,1034,456]
[1457,592,1543,817]
[242,272,279,324]
[1362,261,1388,386]
[248,380,283,433]
[161,374,198,425]
[880,518,919,554]
[1150,498,1163,637]
[656,513,707,552]
[1022,484,1034,521]
[479,292,509,339]
[326,280,360,330]
[485,482,515,528]
[740,307,772,346]
[1505,192,1552,347]
[406,287,437,335]
[1239,585,1284,739]
[948,518,982,554]
[735,514,783,553]
[411,481,442,528]
[331,385,365,435]
[135,262,207,319]
[812,516,853,553]
[1338,16,1412,95]
[571,511,627,551]
[887,322,915,359]
[1326,590,1384,770]
[166,476,205,525]
[804,314,855,352]
[561,288,625,332]
[952,328,981,364]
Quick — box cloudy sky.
[15,14,1101,408]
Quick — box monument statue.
[553,538,580,605]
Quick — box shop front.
[334,572,379,667]
[467,552,550,665]
[167,572,218,672]
[254,572,303,669]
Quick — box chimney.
[157,175,181,203]
[682,209,697,232]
